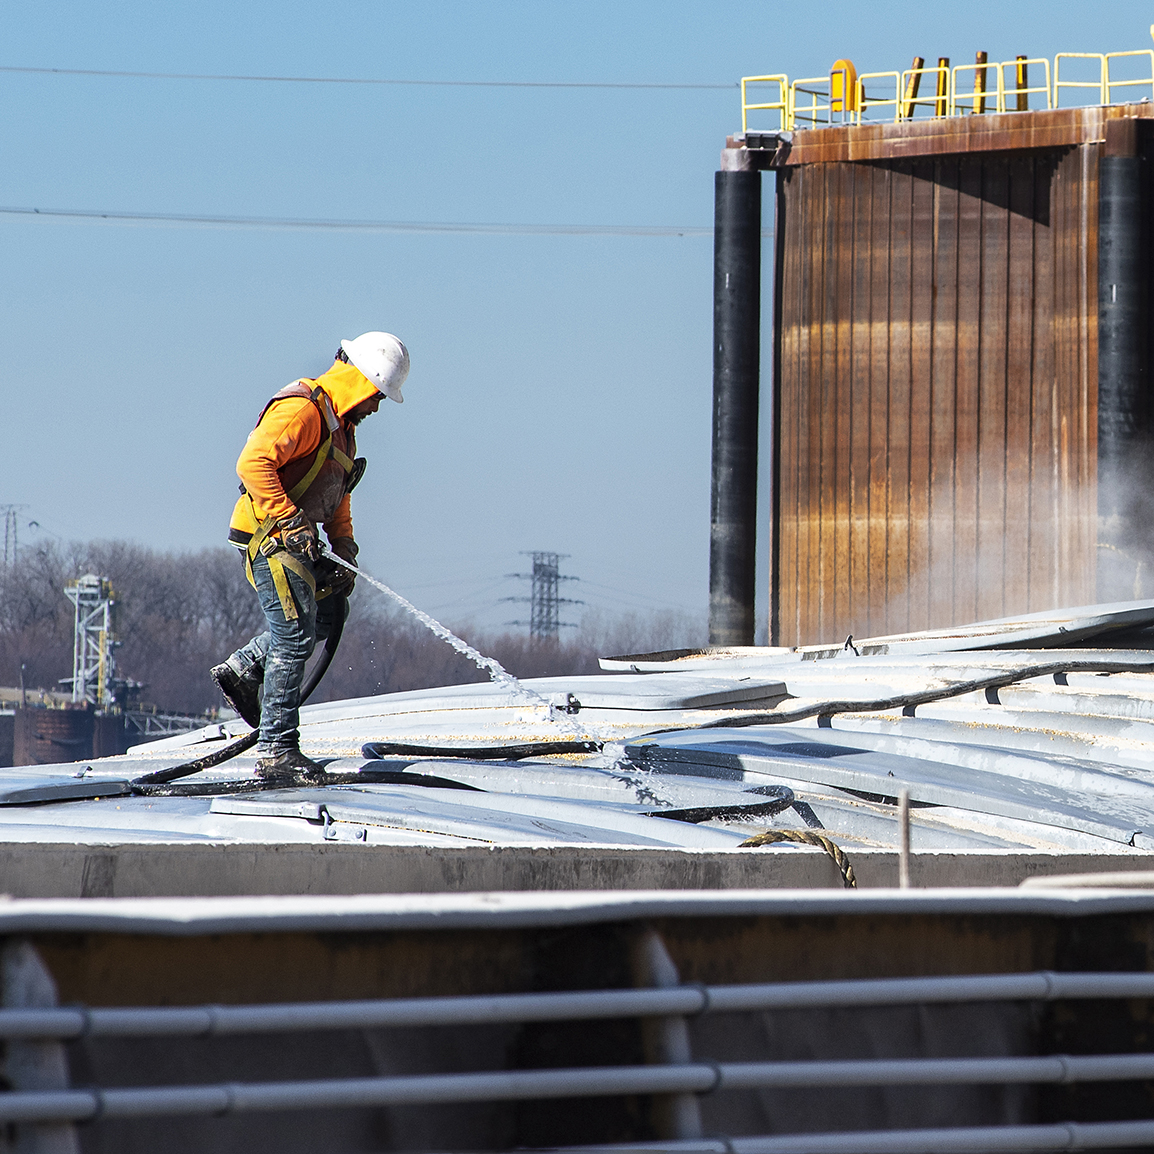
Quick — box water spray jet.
[321,550,596,740]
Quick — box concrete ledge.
[0,842,1149,898]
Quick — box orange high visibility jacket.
[228,359,379,546]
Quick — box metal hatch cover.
[0,773,132,806]
[207,788,747,848]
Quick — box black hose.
[649,656,1154,736]
[132,728,262,786]
[644,786,795,825]
[138,766,485,798]
[132,595,347,787]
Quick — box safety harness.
[242,384,355,620]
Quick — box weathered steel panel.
[846,165,872,641]
[908,160,935,632]
[888,162,914,633]
[928,158,960,627]
[768,103,1149,167]
[954,158,984,625]
[866,166,891,634]
[774,147,1098,645]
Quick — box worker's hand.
[277,511,321,563]
[328,536,358,595]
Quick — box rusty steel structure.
[772,114,1102,644]
[712,104,1154,647]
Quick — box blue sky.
[1,1,1150,635]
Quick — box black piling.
[1099,122,1149,478]
[709,165,761,646]
[1098,119,1152,599]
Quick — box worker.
[210,332,409,782]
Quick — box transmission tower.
[63,574,119,707]
[0,505,27,569]
[503,552,582,641]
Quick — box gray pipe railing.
[555,1118,1154,1153]
[8,1053,1154,1123]
[3,969,1154,1040]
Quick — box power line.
[582,591,701,615]
[577,577,703,612]
[0,205,718,237]
[400,573,508,593]
[423,579,512,613]
[0,64,735,91]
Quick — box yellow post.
[935,57,950,116]
[1016,55,1029,110]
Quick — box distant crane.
[503,552,582,641]
[62,574,120,707]
[58,574,207,736]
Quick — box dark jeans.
[227,551,341,753]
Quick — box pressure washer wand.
[321,547,360,577]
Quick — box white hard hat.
[340,331,410,403]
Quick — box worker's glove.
[327,536,359,595]
[277,510,321,563]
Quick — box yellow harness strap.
[284,387,339,503]
[241,386,354,619]
[242,496,317,621]
[267,549,316,621]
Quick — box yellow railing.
[951,60,1000,116]
[998,57,1051,111]
[788,66,858,128]
[1054,53,1106,106]
[856,71,902,123]
[1105,50,1154,103]
[790,75,833,127]
[897,63,951,119]
[742,44,1151,132]
[740,75,789,133]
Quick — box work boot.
[210,662,261,729]
[254,748,328,785]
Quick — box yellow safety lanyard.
[242,386,355,620]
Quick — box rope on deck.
[739,829,857,889]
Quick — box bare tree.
[0,539,706,713]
